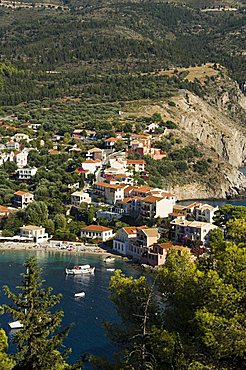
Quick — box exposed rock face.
[143,78,246,199]
[172,91,246,168]
[168,166,246,200]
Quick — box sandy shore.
[0,242,118,257]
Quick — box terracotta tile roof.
[14,191,31,196]
[48,149,60,155]
[168,212,184,216]
[105,137,119,142]
[124,185,138,192]
[83,159,101,164]
[81,225,113,232]
[95,182,126,190]
[127,159,145,165]
[20,225,44,231]
[117,197,132,203]
[0,205,13,213]
[141,228,159,238]
[88,147,103,152]
[136,186,152,193]
[143,195,164,203]
[122,226,138,235]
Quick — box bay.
[0,250,141,367]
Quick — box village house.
[86,147,104,161]
[93,182,127,204]
[70,191,91,206]
[80,225,113,241]
[128,227,159,261]
[105,137,120,148]
[12,133,30,142]
[6,141,19,150]
[19,225,49,243]
[16,167,37,180]
[0,205,14,219]
[193,203,219,223]
[146,243,190,267]
[113,226,138,255]
[127,159,145,173]
[140,195,174,220]
[14,150,28,168]
[169,219,217,245]
[13,191,34,208]
[81,159,102,174]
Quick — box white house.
[12,133,30,142]
[80,225,113,241]
[140,196,174,220]
[71,191,91,206]
[127,227,159,261]
[193,203,219,223]
[105,137,120,148]
[13,191,34,208]
[6,141,19,150]
[16,167,37,180]
[127,159,145,173]
[113,226,138,255]
[81,159,102,173]
[14,150,28,168]
[94,182,127,204]
[19,225,49,243]
[170,219,218,245]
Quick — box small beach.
[0,241,117,257]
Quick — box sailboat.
[8,320,23,329]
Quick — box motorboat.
[9,321,23,329]
[74,292,86,298]
[65,264,95,275]
[106,268,115,272]
[104,256,115,263]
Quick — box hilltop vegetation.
[0,0,246,105]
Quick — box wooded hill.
[0,0,246,105]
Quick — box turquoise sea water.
[0,250,141,366]
[0,194,246,366]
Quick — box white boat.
[65,264,95,275]
[74,292,86,298]
[9,320,23,329]
[104,256,115,263]
[106,268,115,272]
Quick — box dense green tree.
[0,328,15,370]
[3,257,82,370]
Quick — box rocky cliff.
[141,76,246,200]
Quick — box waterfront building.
[169,219,217,245]
[113,226,138,255]
[127,227,159,261]
[80,225,114,241]
[19,225,49,242]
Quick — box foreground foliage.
[92,214,246,369]
[3,257,82,370]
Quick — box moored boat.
[106,268,115,272]
[74,292,86,298]
[65,264,95,275]
[104,256,115,263]
[9,320,23,329]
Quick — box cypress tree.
[3,256,82,370]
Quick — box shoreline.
[0,242,118,257]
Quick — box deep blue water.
[0,251,141,367]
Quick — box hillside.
[0,0,246,105]
[0,1,246,199]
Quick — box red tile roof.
[127,159,145,165]
[81,225,113,232]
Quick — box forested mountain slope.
[1,0,246,104]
